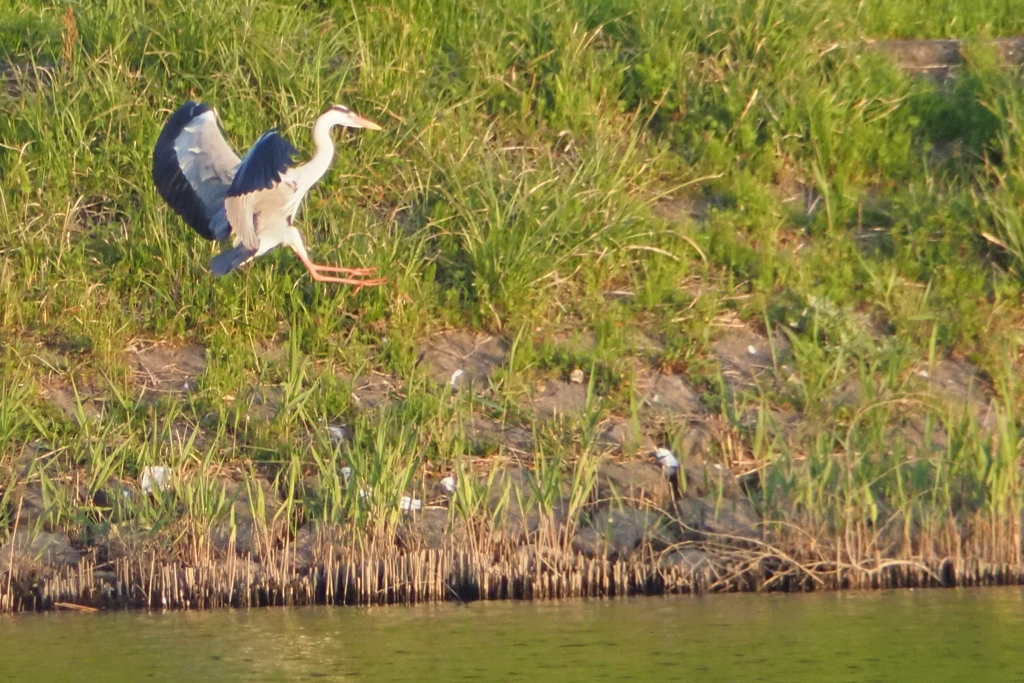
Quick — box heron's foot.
[310,265,379,276]
[307,270,386,290]
[348,276,386,294]
[299,254,384,289]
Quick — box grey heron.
[152,101,385,287]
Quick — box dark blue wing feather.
[209,244,259,276]
[152,101,218,239]
[227,130,298,197]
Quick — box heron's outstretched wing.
[224,130,298,250]
[152,101,240,241]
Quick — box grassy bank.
[2,0,1024,612]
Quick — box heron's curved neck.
[298,115,338,190]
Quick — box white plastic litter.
[328,425,348,443]
[440,474,457,495]
[400,496,423,512]
[449,368,465,388]
[654,448,682,500]
[140,466,172,494]
[653,447,679,473]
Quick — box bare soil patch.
[345,372,402,409]
[712,326,791,391]
[867,37,1024,82]
[911,358,997,428]
[129,343,206,399]
[1,62,55,98]
[243,385,285,422]
[533,379,588,418]
[417,330,507,390]
[40,377,106,421]
[635,369,703,416]
[466,415,534,453]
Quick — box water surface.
[3,588,1024,682]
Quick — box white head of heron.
[326,105,383,130]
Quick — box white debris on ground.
[653,448,679,475]
[140,466,172,493]
[653,448,682,500]
[328,424,349,444]
[400,496,423,512]
[335,464,422,511]
[569,368,585,384]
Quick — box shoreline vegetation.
[2,0,1024,613]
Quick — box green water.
[2,588,1024,682]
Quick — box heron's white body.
[224,107,381,270]
[246,112,345,258]
[238,175,305,259]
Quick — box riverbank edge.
[4,505,1022,614]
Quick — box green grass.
[1,0,1024,583]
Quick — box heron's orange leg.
[308,270,386,289]
[297,252,385,289]
[308,264,379,276]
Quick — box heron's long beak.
[352,114,382,131]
